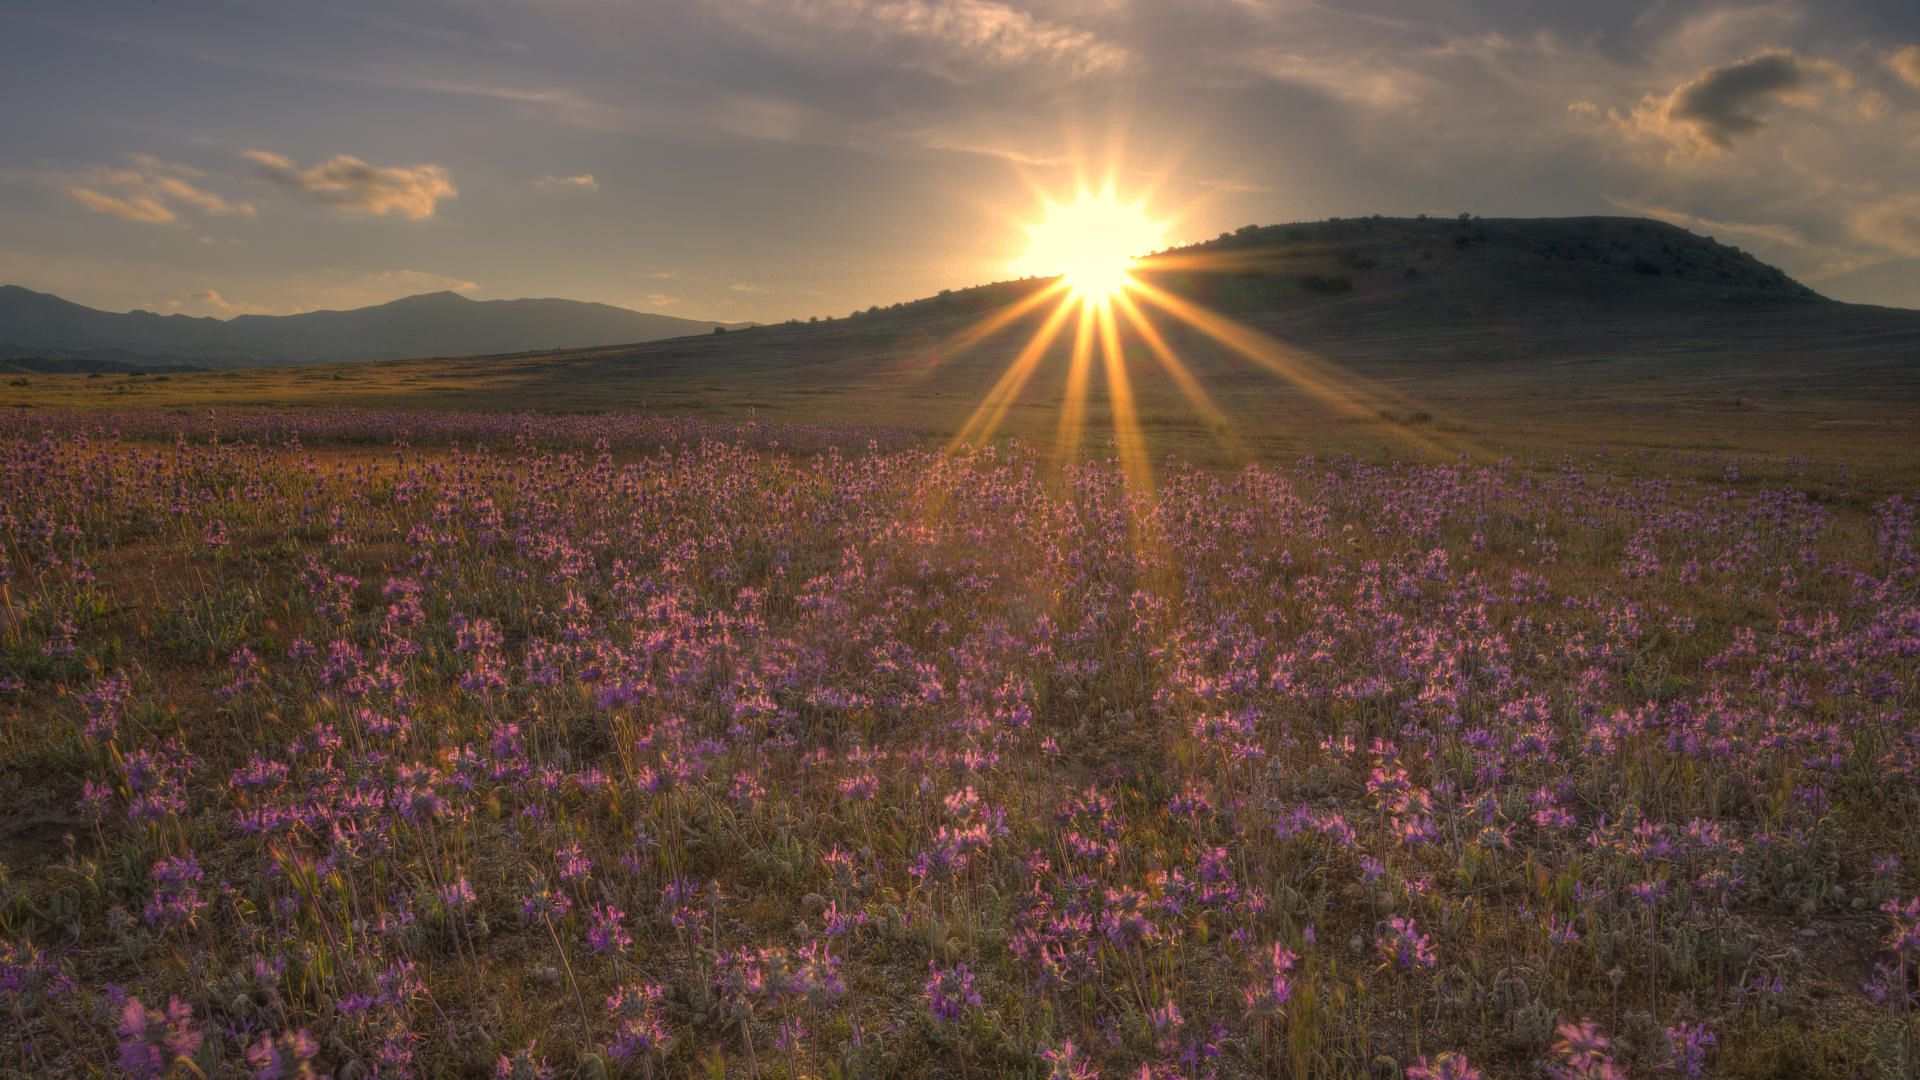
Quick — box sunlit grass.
[2,409,1915,1078]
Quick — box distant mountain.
[0,286,748,367]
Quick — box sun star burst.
[1016,189,1165,304]
[937,174,1462,491]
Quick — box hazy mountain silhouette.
[0,286,748,367]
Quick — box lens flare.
[1016,190,1165,303]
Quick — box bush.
[1298,274,1353,294]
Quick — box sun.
[1016,189,1166,303]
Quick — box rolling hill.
[9,216,1919,468]
[0,286,748,368]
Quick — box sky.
[2,0,1917,321]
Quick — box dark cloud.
[1624,49,1837,152]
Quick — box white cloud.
[1850,194,1920,259]
[167,288,275,316]
[708,95,823,143]
[63,153,256,225]
[1889,45,1920,89]
[1604,197,1871,278]
[536,173,598,190]
[1245,48,1430,108]
[721,0,1129,81]
[65,187,177,224]
[908,131,1072,167]
[243,150,456,219]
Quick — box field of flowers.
[1,408,1916,1079]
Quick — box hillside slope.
[488,214,1919,419]
[9,216,1917,465]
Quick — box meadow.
[2,406,1917,1078]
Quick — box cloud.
[321,268,479,305]
[910,132,1071,167]
[1610,201,1801,249]
[168,288,275,316]
[1245,48,1428,108]
[1851,194,1920,258]
[65,187,176,224]
[640,292,677,308]
[63,154,256,225]
[724,0,1129,80]
[728,280,826,298]
[16,2,1920,310]
[165,270,480,315]
[200,269,477,314]
[1890,46,1920,89]
[1615,50,1841,154]
[243,150,456,219]
[1604,196,1870,277]
[709,95,822,143]
[536,173,598,190]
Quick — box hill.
[0,286,748,367]
[8,216,1918,468]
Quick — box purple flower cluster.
[925,962,983,1024]
[116,996,202,1079]
[0,410,1915,1076]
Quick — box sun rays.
[939,178,1469,493]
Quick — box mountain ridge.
[827,214,1840,332]
[7,215,1915,386]
[0,285,748,368]
[6,215,1916,465]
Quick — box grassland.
[2,216,1918,1078]
[2,405,1919,1078]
